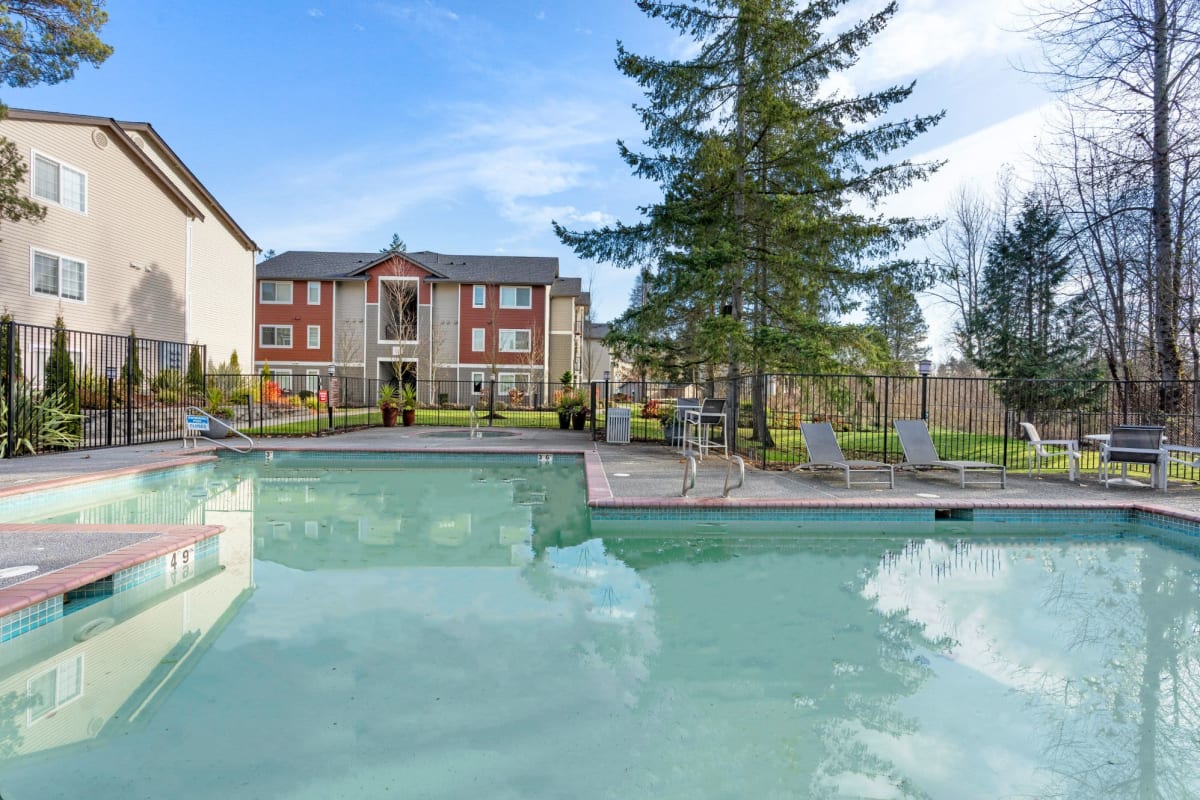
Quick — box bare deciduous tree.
[1027,0,1200,410]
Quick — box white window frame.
[260,281,293,304]
[30,247,86,302]
[499,328,531,352]
[471,371,485,394]
[273,368,294,392]
[31,150,87,214]
[472,328,485,352]
[497,372,529,393]
[472,284,486,308]
[305,369,320,392]
[500,285,532,309]
[307,325,320,349]
[307,281,321,305]
[27,655,84,724]
[377,276,419,344]
[259,324,293,348]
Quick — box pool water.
[2,456,1200,797]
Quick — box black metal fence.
[2,320,206,456]
[600,374,1200,476]
[8,322,1200,481]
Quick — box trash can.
[606,407,631,444]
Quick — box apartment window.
[379,277,418,341]
[472,285,486,308]
[260,281,293,304]
[32,152,86,213]
[27,656,84,724]
[498,373,529,393]
[472,328,485,352]
[307,281,321,304]
[499,329,531,352]
[31,250,85,301]
[471,371,484,394]
[273,369,294,392]
[305,369,320,392]
[500,286,531,309]
[307,325,320,349]
[260,325,292,347]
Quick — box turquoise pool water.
[2,455,1200,797]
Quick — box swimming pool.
[2,453,1200,797]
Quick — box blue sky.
[4,0,1054,344]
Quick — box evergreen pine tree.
[974,194,1102,413]
[122,328,143,391]
[185,343,204,392]
[555,0,943,442]
[865,277,929,373]
[43,315,80,437]
[229,349,241,374]
[0,311,20,384]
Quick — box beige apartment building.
[0,108,257,364]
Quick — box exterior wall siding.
[133,135,255,365]
[457,284,546,369]
[254,279,334,367]
[0,118,188,342]
[333,280,366,374]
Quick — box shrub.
[152,368,183,394]
[0,385,83,456]
[122,328,144,390]
[78,368,119,410]
[185,344,204,392]
[43,316,81,437]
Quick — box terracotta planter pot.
[558,412,571,429]
[571,410,587,431]
[402,408,416,426]
[381,406,399,427]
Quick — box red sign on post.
[318,390,328,403]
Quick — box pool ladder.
[183,406,254,454]
[681,455,745,497]
[468,403,482,438]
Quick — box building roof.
[586,322,610,339]
[551,277,582,297]
[405,251,559,285]
[5,108,206,222]
[256,251,386,280]
[257,250,562,285]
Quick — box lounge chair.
[794,422,894,488]
[1099,425,1166,490]
[1019,422,1080,481]
[894,419,1006,488]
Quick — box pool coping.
[0,523,225,620]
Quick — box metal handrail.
[681,455,697,497]
[469,403,481,438]
[185,406,254,454]
[723,455,745,497]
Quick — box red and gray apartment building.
[253,250,597,404]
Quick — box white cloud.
[884,101,1057,219]
[838,0,1031,87]
[307,8,324,18]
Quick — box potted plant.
[204,387,236,438]
[378,384,400,427]
[400,384,417,427]
[556,389,579,430]
[571,399,589,430]
[644,399,681,445]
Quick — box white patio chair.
[1019,422,1080,482]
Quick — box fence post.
[882,375,891,463]
[124,333,134,444]
[589,381,598,440]
[3,319,14,458]
[488,376,496,427]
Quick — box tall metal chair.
[683,398,728,460]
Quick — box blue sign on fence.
[185,415,209,432]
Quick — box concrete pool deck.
[2,426,1200,513]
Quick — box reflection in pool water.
[1,456,1199,797]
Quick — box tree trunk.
[1152,0,1183,412]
